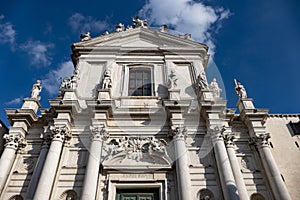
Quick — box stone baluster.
[254,133,291,200]
[210,126,239,200]
[0,133,26,194]
[169,126,192,200]
[81,125,108,200]
[224,133,248,200]
[33,125,71,200]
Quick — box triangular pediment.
[73,27,208,50]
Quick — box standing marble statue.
[31,80,42,100]
[168,70,178,89]
[102,70,112,89]
[197,71,208,90]
[132,16,148,28]
[209,78,222,98]
[80,32,91,41]
[234,79,247,98]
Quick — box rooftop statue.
[234,79,247,98]
[31,80,42,100]
[115,23,125,32]
[132,16,148,28]
[197,71,208,90]
[80,32,91,41]
[159,24,168,32]
[209,78,222,98]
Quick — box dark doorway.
[116,188,159,200]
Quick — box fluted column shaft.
[33,126,71,200]
[0,134,26,194]
[255,134,291,200]
[224,134,248,200]
[170,127,192,200]
[27,130,51,199]
[210,127,239,200]
[81,125,108,200]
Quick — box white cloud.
[0,15,16,50]
[68,13,109,34]
[42,61,74,95]
[5,97,23,106]
[20,40,54,67]
[139,0,230,56]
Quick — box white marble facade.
[0,20,298,200]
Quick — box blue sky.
[0,0,300,127]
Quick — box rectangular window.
[128,68,152,96]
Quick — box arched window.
[250,193,265,200]
[198,188,214,200]
[60,190,77,200]
[8,195,23,200]
[128,68,152,96]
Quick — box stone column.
[170,126,192,200]
[26,127,51,199]
[210,127,239,200]
[33,126,71,200]
[224,133,248,200]
[0,133,26,194]
[81,125,108,200]
[255,133,291,200]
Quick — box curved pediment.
[102,136,173,170]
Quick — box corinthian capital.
[3,134,27,150]
[90,125,109,141]
[169,126,187,140]
[253,133,270,147]
[223,132,236,148]
[50,125,71,143]
[208,126,225,141]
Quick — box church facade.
[0,19,299,200]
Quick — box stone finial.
[80,32,91,41]
[115,23,125,32]
[209,78,222,98]
[197,71,208,90]
[168,70,178,89]
[132,16,148,28]
[234,79,247,98]
[31,80,42,100]
[101,70,112,89]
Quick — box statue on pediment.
[80,32,91,41]
[234,79,247,98]
[132,16,148,28]
[115,23,125,32]
[31,80,42,100]
[209,78,222,98]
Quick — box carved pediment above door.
[102,136,172,170]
